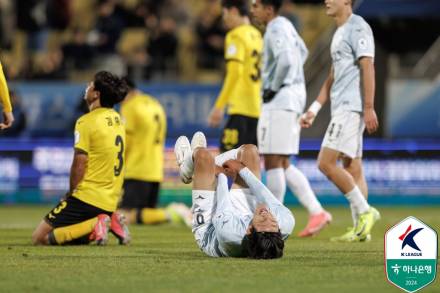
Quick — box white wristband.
[308,101,322,116]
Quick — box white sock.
[285,165,323,215]
[215,148,238,166]
[266,168,286,203]
[345,186,369,214]
[350,203,358,227]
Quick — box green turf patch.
[0,206,439,292]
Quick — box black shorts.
[220,114,258,152]
[119,179,160,209]
[44,196,112,228]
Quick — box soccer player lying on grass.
[175,132,295,258]
[32,71,131,246]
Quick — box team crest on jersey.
[227,44,237,56]
[358,38,367,49]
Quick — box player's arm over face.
[359,56,378,134]
[69,149,88,194]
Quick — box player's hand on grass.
[207,108,223,127]
[0,111,14,130]
[300,111,315,128]
[364,108,378,134]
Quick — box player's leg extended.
[342,157,380,237]
[319,148,378,241]
[343,157,368,199]
[257,109,286,201]
[342,157,366,226]
[318,147,361,194]
[318,148,369,218]
[263,154,287,202]
[285,157,331,237]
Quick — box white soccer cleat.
[174,136,193,184]
[191,131,207,151]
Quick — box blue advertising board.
[12,82,222,138]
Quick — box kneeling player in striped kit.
[174,132,294,258]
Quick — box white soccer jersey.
[192,171,295,258]
[330,14,375,116]
[262,16,308,113]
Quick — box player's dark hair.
[93,71,128,108]
[221,0,249,16]
[261,0,283,13]
[244,229,284,259]
[122,76,136,90]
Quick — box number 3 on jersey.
[250,49,261,82]
[114,135,124,176]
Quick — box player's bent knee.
[194,148,214,164]
[238,144,259,160]
[31,230,47,245]
[240,144,258,154]
[318,159,336,177]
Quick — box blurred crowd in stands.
[0,0,303,82]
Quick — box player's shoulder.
[239,24,261,37]
[76,111,94,126]
[144,94,163,110]
[76,108,117,125]
[267,16,291,35]
[348,14,373,34]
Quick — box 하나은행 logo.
[385,216,437,292]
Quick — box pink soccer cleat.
[298,210,332,237]
[90,214,111,245]
[110,212,131,245]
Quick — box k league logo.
[399,225,423,253]
[385,217,437,292]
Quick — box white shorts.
[321,111,365,159]
[257,109,300,155]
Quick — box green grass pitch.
[0,205,439,293]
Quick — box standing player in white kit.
[301,0,380,242]
[251,0,331,237]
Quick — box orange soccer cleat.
[298,210,332,237]
[90,214,111,245]
[110,212,131,245]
